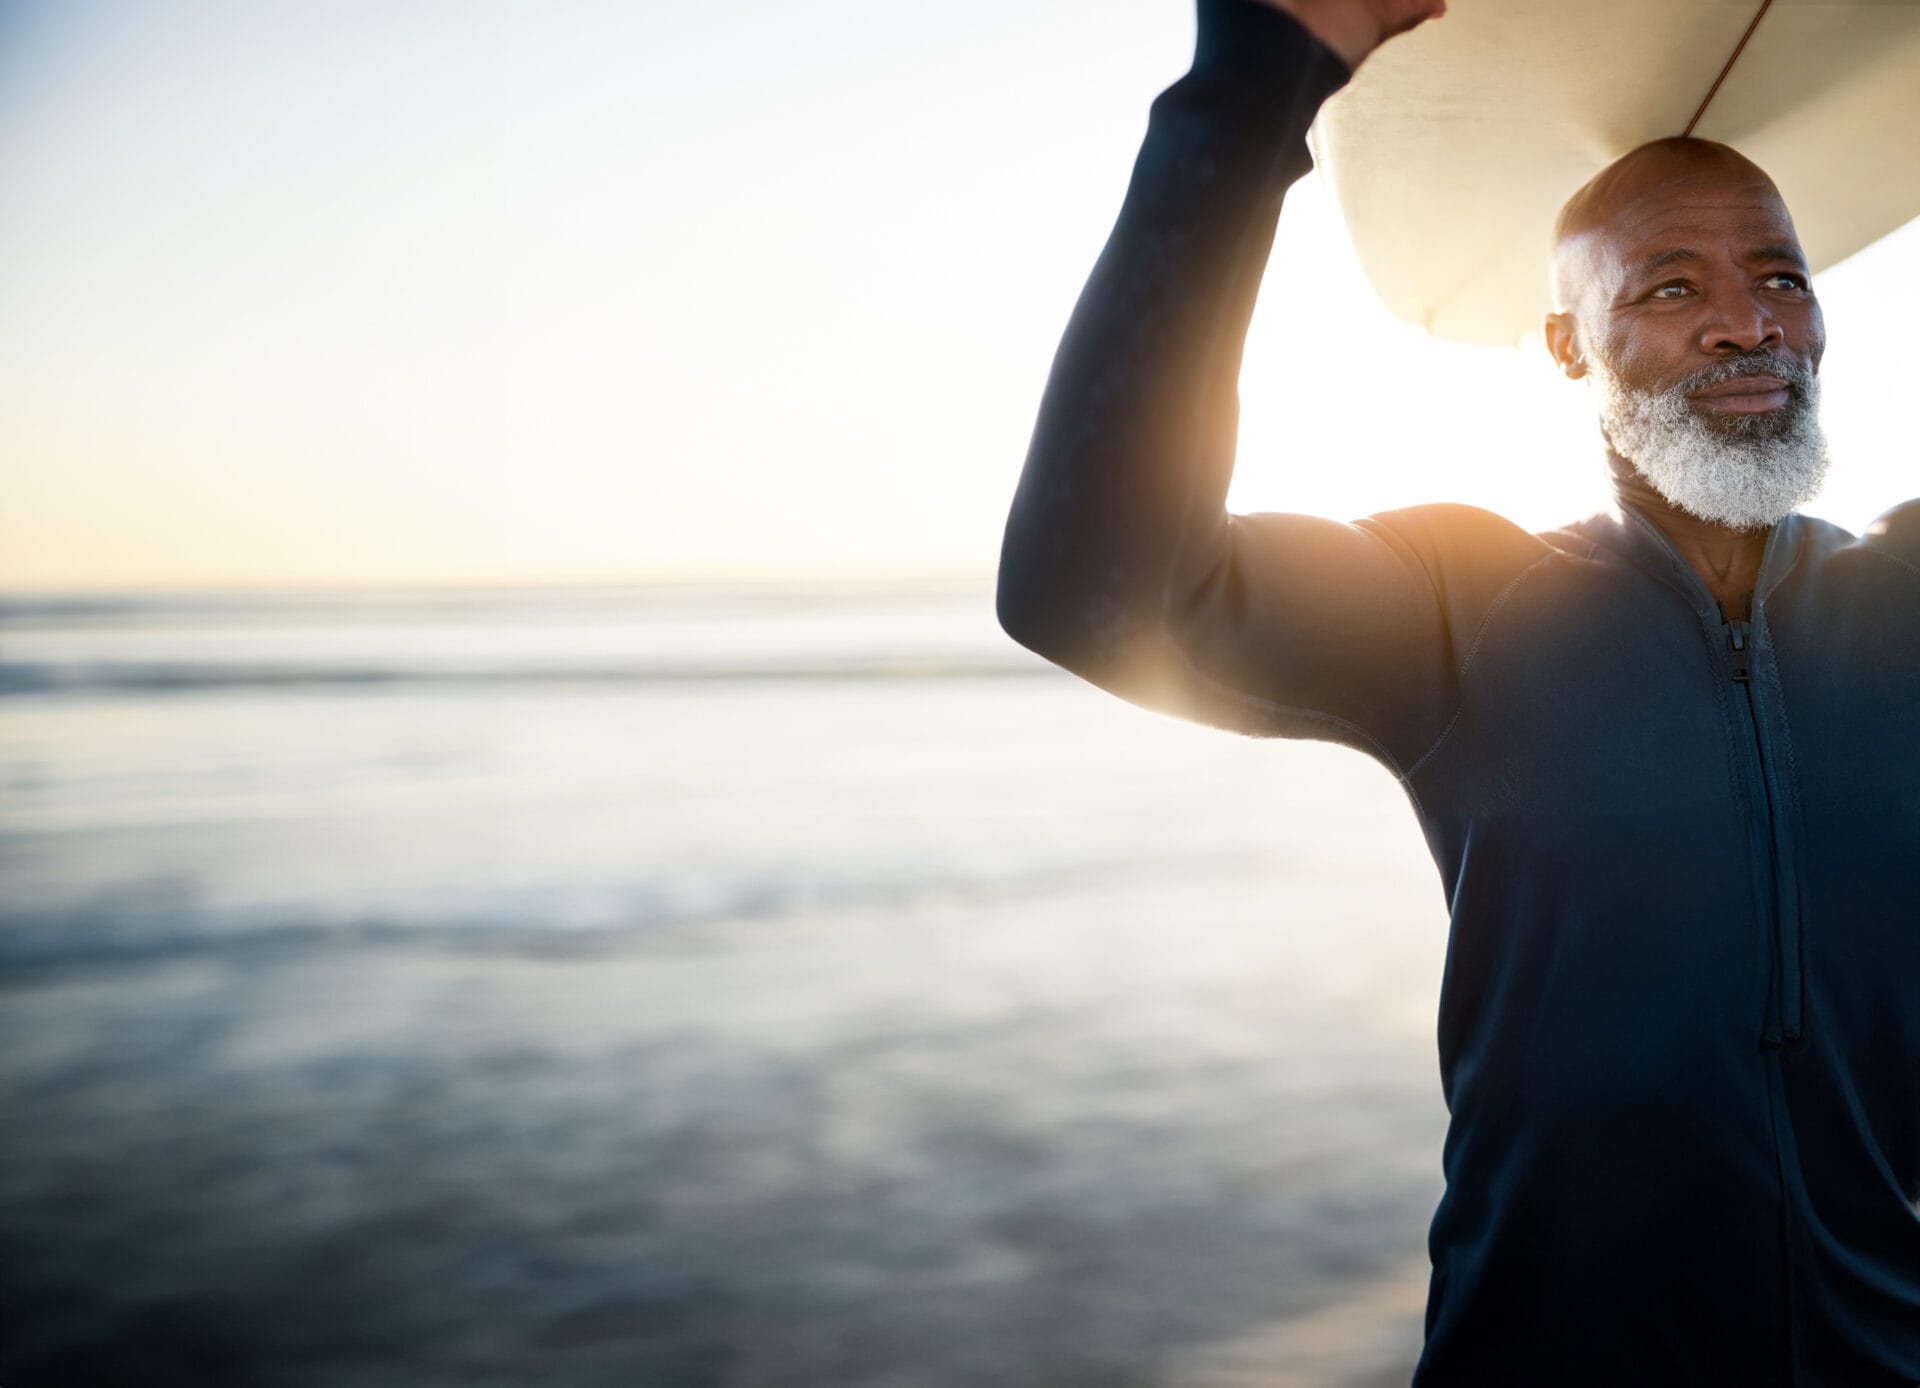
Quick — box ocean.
[0,581,1452,1387]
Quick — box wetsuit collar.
[1569,452,1805,616]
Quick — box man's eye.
[1764,273,1808,291]
[1651,283,1690,300]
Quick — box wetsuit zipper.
[1714,593,1807,1383]
[1719,602,1803,1047]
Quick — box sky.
[0,0,1915,591]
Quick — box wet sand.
[2,866,1447,1387]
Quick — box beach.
[0,582,1450,1386]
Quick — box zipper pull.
[1725,616,1752,682]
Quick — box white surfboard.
[1309,0,1920,345]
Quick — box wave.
[0,849,1268,975]
[0,578,996,627]
[0,655,1053,696]
[0,580,1043,695]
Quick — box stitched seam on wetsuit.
[1535,527,1604,563]
[1757,523,1810,604]
[1401,552,1562,783]
[1853,545,1920,583]
[1691,600,1754,831]
[1694,609,1768,1004]
[1753,604,1810,1042]
[1618,506,1721,611]
[1755,615,1805,794]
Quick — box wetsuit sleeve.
[995,0,1466,774]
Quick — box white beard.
[1590,357,1832,530]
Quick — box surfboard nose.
[1308,0,1920,345]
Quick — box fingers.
[1386,0,1447,42]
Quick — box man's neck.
[1608,450,1769,621]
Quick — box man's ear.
[1544,312,1586,380]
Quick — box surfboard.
[1308,0,1920,345]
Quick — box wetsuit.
[994,2,1920,1382]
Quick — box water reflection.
[0,584,1447,1386]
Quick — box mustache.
[1677,350,1816,399]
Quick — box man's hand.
[1250,0,1445,72]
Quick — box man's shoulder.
[1793,499,1920,575]
[1858,498,1920,566]
[1787,501,1920,597]
[1363,501,1602,597]
[1362,501,1556,561]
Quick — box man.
[995,0,1920,1382]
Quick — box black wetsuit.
[995,2,1920,1382]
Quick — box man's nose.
[1698,285,1783,355]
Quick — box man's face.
[1550,148,1833,529]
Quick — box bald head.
[1538,136,1829,531]
[1550,138,1793,318]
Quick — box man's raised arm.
[996,0,1504,774]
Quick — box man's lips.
[1690,374,1790,415]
